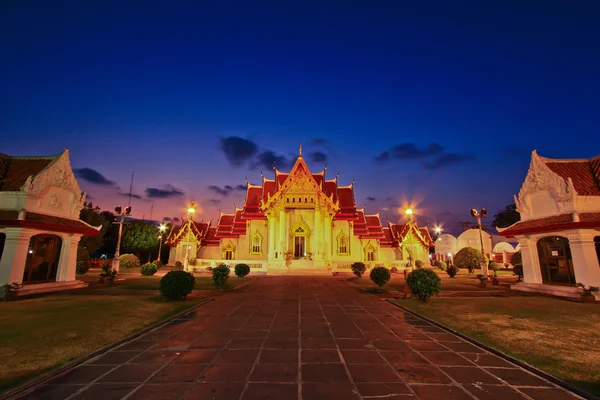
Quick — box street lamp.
[157,223,167,263]
[470,208,489,279]
[183,202,196,270]
[112,205,132,272]
[404,207,415,268]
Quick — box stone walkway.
[13,277,582,400]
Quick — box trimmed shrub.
[433,260,447,271]
[511,251,522,266]
[175,261,183,269]
[152,260,163,269]
[415,260,423,269]
[489,262,501,272]
[407,268,441,302]
[160,270,195,300]
[513,264,523,281]
[234,263,250,277]
[370,266,391,287]
[213,264,230,285]
[454,247,482,273]
[141,263,158,276]
[188,257,197,266]
[390,266,398,274]
[446,265,459,278]
[76,261,90,275]
[351,262,367,277]
[206,266,213,272]
[120,254,140,269]
[100,259,112,271]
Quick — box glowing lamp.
[405,208,413,215]
[447,253,452,257]
[434,226,442,234]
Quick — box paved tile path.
[14,277,582,400]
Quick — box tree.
[492,204,520,228]
[77,202,109,260]
[454,247,484,272]
[122,221,159,254]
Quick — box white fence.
[190,259,267,272]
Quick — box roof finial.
[299,142,303,156]
[260,169,264,178]
[245,176,249,185]
[272,161,276,171]
[324,161,327,171]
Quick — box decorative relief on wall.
[48,193,64,210]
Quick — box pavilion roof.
[499,212,600,237]
[164,220,210,245]
[0,210,101,236]
[0,153,60,191]
[538,152,600,196]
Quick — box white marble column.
[519,238,543,284]
[279,210,285,255]
[314,209,321,258]
[324,215,332,260]
[567,230,600,286]
[0,228,35,285]
[268,214,275,259]
[57,233,80,282]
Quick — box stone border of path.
[0,299,215,400]
[386,299,599,400]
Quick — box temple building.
[166,147,434,274]
[0,149,100,296]
[499,150,600,300]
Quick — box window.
[337,233,348,255]
[536,236,574,285]
[251,233,262,255]
[23,234,62,283]
[225,250,234,260]
[367,250,375,261]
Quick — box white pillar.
[325,215,331,260]
[268,214,275,259]
[279,210,285,255]
[567,230,600,287]
[57,234,80,282]
[519,238,543,284]
[314,209,321,258]
[0,228,35,285]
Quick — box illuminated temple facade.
[166,149,434,274]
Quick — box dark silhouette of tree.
[77,202,109,260]
[492,204,520,228]
[122,221,159,254]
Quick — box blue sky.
[2,1,599,233]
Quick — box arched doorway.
[595,236,600,264]
[23,234,62,283]
[0,233,5,261]
[536,236,575,285]
[293,226,308,258]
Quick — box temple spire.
[299,142,303,157]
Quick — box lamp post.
[157,223,166,263]
[112,206,132,272]
[404,207,414,268]
[183,203,196,271]
[470,208,489,279]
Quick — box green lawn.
[0,295,208,393]
[392,297,600,396]
[107,275,251,291]
[348,273,516,293]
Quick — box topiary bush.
[175,261,183,269]
[513,264,523,281]
[511,251,522,266]
[446,265,459,278]
[489,262,501,272]
[415,260,423,269]
[454,247,482,274]
[188,257,197,266]
[433,260,447,271]
[140,263,158,276]
[213,264,230,285]
[120,254,140,269]
[76,261,90,275]
[206,266,213,272]
[234,263,250,277]
[370,266,391,287]
[390,266,398,274]
[351,262,366,277]
[407,268,441,302]
[160,270,195,300]
[152,260,163,269]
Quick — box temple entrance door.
[536,236,575,285]
[23,234,62,284]
[294,236,306,258]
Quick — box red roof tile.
[246,186,262,208]
[546,160,600,195]
[499,212,600,237]
[0,154,57,191]
[337,186,354,208]
[0,211,100,235]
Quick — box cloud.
[311,138,329,146]
[162,217,171,222]
[208,184,247,196]
[253,150,291,170]
[424,153,476,170]
[173,217,180,222]
[219,136,259,167]
[73,168,115,185]
[309,151,327,163]
[118,192,142,200]
[145,185,184,199]
[375,142,474,169]
[208,199,221,204]
[386,197,393,201]
[366,196,377,201]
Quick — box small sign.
[551,251,559,256]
